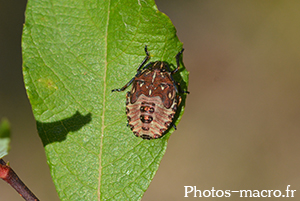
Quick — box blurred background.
[1,0,300,200]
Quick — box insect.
[112,46,188,139]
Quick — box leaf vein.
[98,0,111,200]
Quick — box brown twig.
[0,159,39,201]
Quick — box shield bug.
[112,46,188,140]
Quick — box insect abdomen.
[126,94,177,139]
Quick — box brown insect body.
[126,61,181,139]
[112,46,187,140]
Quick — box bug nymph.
[112,46,188,140]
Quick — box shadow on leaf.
[36,111,91,146]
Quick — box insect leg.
[111,77,135,92]
[169,74,179,94]
[176,81,190,94]
[171,48,184,74]
[112,46,150,92]
[137,45,150,71]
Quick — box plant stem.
[0,159,39,201]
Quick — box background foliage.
[0,119,10,159]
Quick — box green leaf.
[22,0,189,200]
[0,118,11,159]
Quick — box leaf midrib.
[98,0,111,200]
